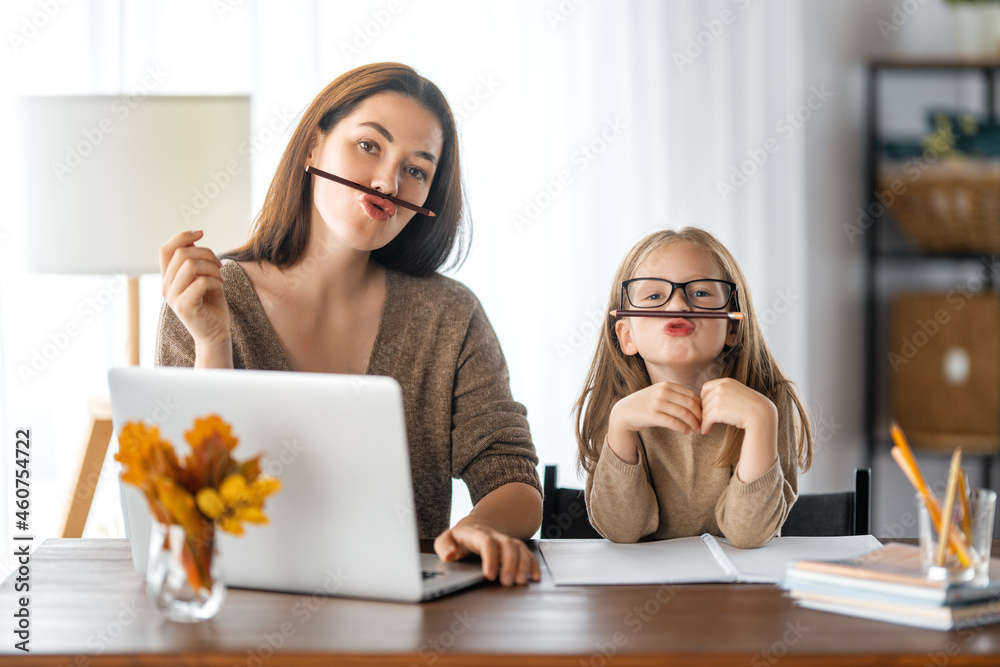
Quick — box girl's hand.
[700,378,779,482]
[159,230,231,356]
[434,521,540,586]
[607,382,702,463]
[699,378,776,435]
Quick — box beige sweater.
[156,260,542,539]
[585,394,799,548]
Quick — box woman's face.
[615,242,737,383]
[306,92,444,253]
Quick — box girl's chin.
[644,350,723,370]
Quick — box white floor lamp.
[16,95,252,537]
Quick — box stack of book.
[782,543,1000,630]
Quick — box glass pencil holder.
[916,488,996,585]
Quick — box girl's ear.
[615,319,639,356]
[725,322,738,348]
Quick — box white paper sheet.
[540,534,883,586]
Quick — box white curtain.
[0,0,813,547]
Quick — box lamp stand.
[61,276,140,537]
[128,276,140,365]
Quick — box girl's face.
[305,92,443,253]
[615,242,737,384]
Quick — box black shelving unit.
[863,56,1000,499]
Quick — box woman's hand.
[434,520,540,586]
[700,378,778,481]
[607,382,703,464]
[159,230,232,367]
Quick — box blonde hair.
[574,227,813,476]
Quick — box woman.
[157,63,542,586]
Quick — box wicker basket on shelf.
[878,160,1000,254]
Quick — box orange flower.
[196,473,281,536]
[184,414,238,452]
[115,422,179,490]
[178,415,241,493]
[115,415,280,593]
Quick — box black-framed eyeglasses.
[620,278,738,311]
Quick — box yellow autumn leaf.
[195,488,226,520]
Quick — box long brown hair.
[224,62,469,276]
[574,227,813,476]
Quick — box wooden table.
[3,538,1000,666]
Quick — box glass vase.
[146,521,225,622]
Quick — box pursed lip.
[360,193,397,220]
[663,317,694,336]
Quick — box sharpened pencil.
[305,165,436,217]
[936,447,963,567]
[890,422,972,567]
[889,446,969,566]
[959,468,973,546]
[609,310,744,320]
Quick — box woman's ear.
[306,128,322,164]
[615,319,639,356]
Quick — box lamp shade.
[16,95,252,275]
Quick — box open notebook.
[539,534,883,585]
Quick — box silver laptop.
[108,367,484,603]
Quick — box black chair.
[541,465,602,539]
[782,468,871,537]
[542,465,872,539]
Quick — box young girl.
[575,227,812,548]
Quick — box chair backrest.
[542,465,872,540]
[541,465,603,540]
[781,468,871,537]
